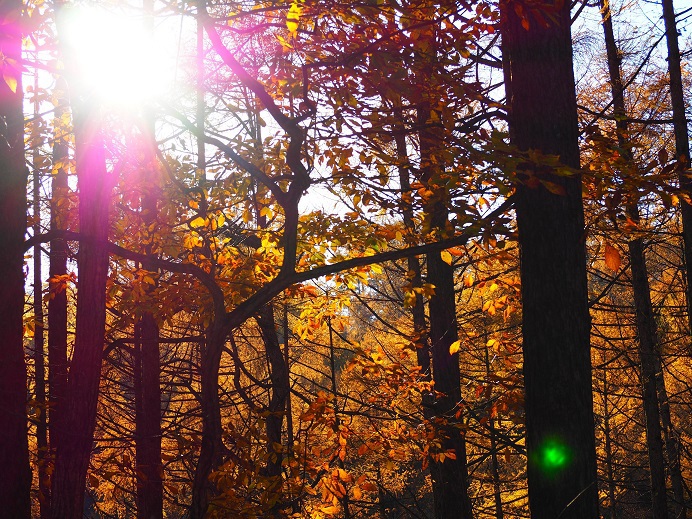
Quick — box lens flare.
[60,5,173,109]
[536,437,570,475]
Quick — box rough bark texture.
[501,2,599,517]
[0,1,31,516]
[49,113,111,519]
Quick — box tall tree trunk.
[660,4,691,514]
[500,2,600,517]
[661,0,692,340]
[134,311,163,519]
[189,318,226,519]
[134,3,164,511]
[599,2,671,516]
[256,303,290,513]
[48,78,69,461]
[419,100,473,518]
[49,110,112,519]
[0,1,32,516]
[32,94,50,517]
[602,366,618,519]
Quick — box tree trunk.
[660,5,691,514]
[48,79,70,462]
[501,2,599,517]
[49,112,112,519]
[189,319,226,519]
[33,109,50,517]
[599,2,671,516]
[134,312,163,519]
[419,102,473,518]
[661,0,692,341]
[257,303,290,513]
[0,1,31,515]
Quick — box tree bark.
[33,103,50,517]
[49,111,112,519]
[48,80,70,463]
[661,0,692,341]
[418,98,473,518]
[134,312,163,519]
[257,303,290,513]
[0,1,32,516]
[501,2,599,517]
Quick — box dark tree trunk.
[256,303,290,512]
[0,1,31,516]
[49,113,112,519]
[134,9,164,506]
[630,235,669,519]
[48,80,70,462]
[661,0,692,342]
[660,5,691,514]
[134,312,163,519]
[33,116,50,517]
[189,319,226,519]
[501,2,600,517]
[418,102,473,518]
[599,3,671,516]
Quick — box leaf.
[440,250,453,265]
[449,340,461,355]
[658,148,668,165]
[190,216,206,229]
[604,243,621,271]
[286,1,302,34]
[541,180,566,196]
[3,71,17,93]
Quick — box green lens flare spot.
[537,438,570,473]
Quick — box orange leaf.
[604,243,621,271]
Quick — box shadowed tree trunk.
[599,2,671,516]
[0,1,31,516]
[418,98,473,518]
[134,4,164,510]
[660,4,691,514]
[662,0,692,342]
[48,80,70,467]
[49,109,112,518]
[256,303,290,514]
[501,2,600,517]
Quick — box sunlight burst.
[61,5,175,109]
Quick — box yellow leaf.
[190,216,206,229]
[604,243,621,271]
[3,72,17,93]
[286,1,302,34]
[449,340,461,355]
[440,250,453,265]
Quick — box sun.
[59,5,176,110]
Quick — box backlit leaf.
[449,340,461,355]
[604,243,621,271]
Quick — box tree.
[501,1,600,517]
[0,1,32,517]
